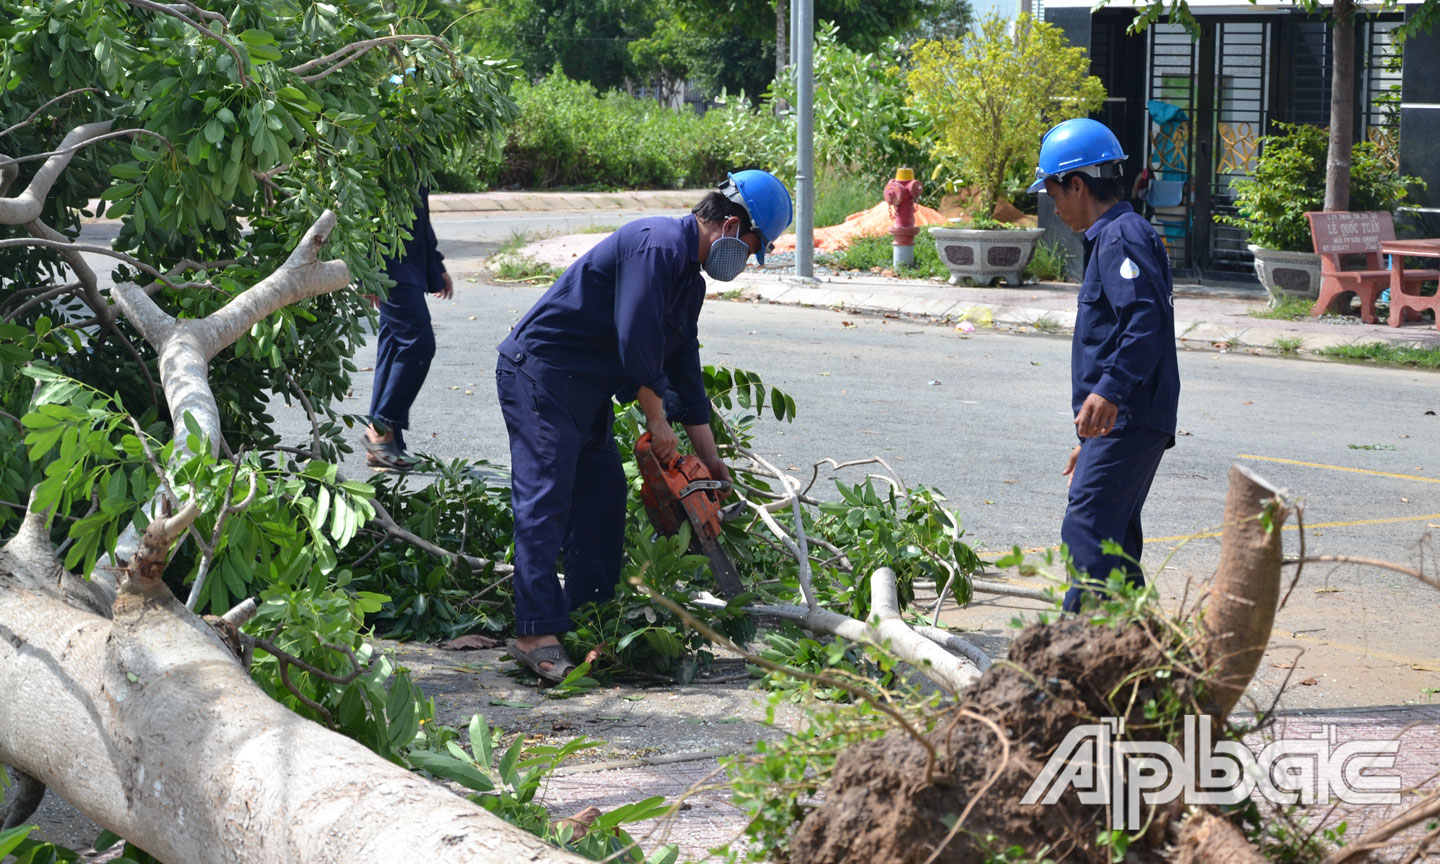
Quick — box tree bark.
[1201,463,1289,722]
[775,0,789,115]
[776,0,788,76]
[1325,0,1356,212]
[0,558,582,864]
[0,158,588,860]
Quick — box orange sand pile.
[772,201,951,253]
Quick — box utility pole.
[795,0,815,280]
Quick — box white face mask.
[703,223,750,282]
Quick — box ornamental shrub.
[1218,121,1419,252]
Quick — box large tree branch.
[0,121,113,225]
[194,211,350,356]
[1201,464,1290,723]
[0,129,169,172]
[287,34,457,81]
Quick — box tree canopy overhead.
[0,0,517,477]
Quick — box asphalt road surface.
[76,210,1440,709]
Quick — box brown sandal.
[362,435,415,472]
[508,641,576,685]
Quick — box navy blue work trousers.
[1060,427,1170,613]
[495,357,625,635]
[369,281,436,450]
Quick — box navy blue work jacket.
[385,186,446,292]
[1073,201,1180,438]
[497,214,710,426]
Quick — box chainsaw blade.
[697,534,744,598]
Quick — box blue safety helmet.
[1026,118,1128,194]
[720,169,793,264]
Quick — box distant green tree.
[457,0,940,101]
[445,0,658,91]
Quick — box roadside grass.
[1249,296,1313,320]
[828,232,949,280]
[1320,341,1440,369]
[577,224,620,234]
[1032,315,1064,334]
[829,230,1073,286]
[491,253,565,284]
[814,171,882,229]
[495,228,543,257]
[1271,336,1304,355]
[1027,238,1071,282]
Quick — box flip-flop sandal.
[508,641,576,685]
[362,435,415,472]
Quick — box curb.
[730,274,1440,356]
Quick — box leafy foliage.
[722,665,943,862]
[481,69,764,189]
[768,23,932,186]
[0,0,518,472]
[1216,122,1418,252]
[905,14,1106,219]
[409,713,678,862]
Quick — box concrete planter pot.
[929,225,1045,287]
[1247,244,1322,306]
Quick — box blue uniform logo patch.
[1119,257,1139,280]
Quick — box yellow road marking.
[1282,630,1440,669]
[1146,512,1440,544]
[1238,454,1440,485]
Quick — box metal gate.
[1144,20,1271,279]
[1142,15,1405,282]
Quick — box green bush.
[767,23,933,190]
[438,70,779,191]
[1218,122,1419,252]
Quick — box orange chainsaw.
[634,432,744,598]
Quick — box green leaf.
[497,734,524,787]
[468,713,493,768]
[408,751,495,793]
[0,826,36,858]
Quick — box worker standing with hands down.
[1029,119,1180,613]
[497,170,793,683]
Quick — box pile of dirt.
[791,617,1208,864]
[771,201,951,254]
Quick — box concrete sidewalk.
[732,271,1440,353]
[514,230,1440,353]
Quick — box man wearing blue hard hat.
[497,169,793,682]
[1029,118,1180,613]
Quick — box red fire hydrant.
[883,167,923,269]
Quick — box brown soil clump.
[791,616,1210,863]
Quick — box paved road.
[74,210,1440,709]
[399,210,1440,711]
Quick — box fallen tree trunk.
[1202,463,1289,721]
[0,554,580,863]
[788,463,1294,864]
[0,187,586,860]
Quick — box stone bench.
[1307,211,1440,323]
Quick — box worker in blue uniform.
[1028,119,1180,613]
[363,185,453,471]
[497,170,793,682]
